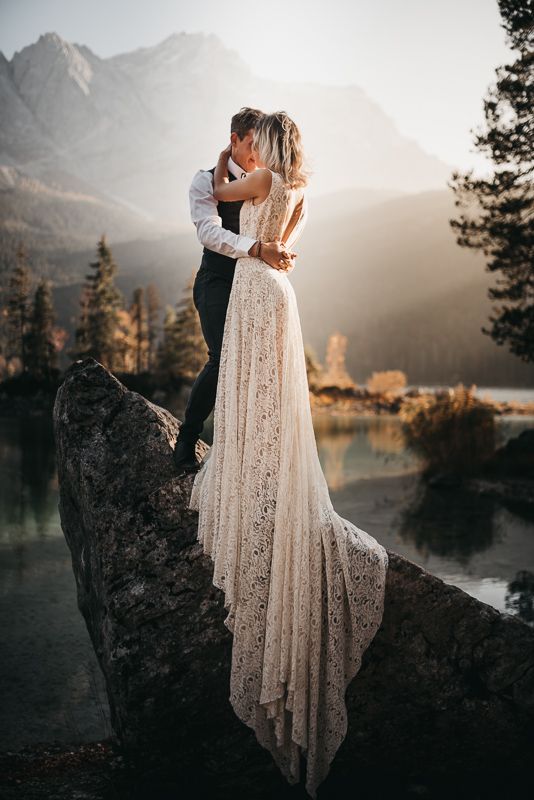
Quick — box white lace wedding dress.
[188,169,388,799]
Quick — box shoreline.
[0,384,533,419]
[309,388,534,417]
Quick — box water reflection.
[507,570,534,623]
[314,414,419,490]
[397,482,497,561]
[0,417,58,544]
[0,409,533,748]
[394,480,534,618]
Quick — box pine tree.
[130,286,148,374]
[113,308,137,372]
[0,248,13,363]
[73,234,124,370]
[172,271,207,381]
[448,1,534,362]
[7,242,32,372]
[26,279,58,380]
[155,272,207,383]
[145,283,161,372]
[156,305,180,382]
[72,286,91,363]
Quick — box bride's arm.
[213,146,271,202]
[283,194,308,250]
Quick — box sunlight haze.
[0,0,516,172]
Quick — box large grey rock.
[53,358,534,797]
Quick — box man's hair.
[230,107,265,139]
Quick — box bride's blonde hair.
[252,111,310,189]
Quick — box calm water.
[1,407,533,750]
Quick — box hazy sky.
[0,0,516,170]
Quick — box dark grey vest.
[199,167,247,280]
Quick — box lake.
[1,403,533,750]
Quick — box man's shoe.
[173,438,201,473]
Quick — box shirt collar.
[228,154,253,180]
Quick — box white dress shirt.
[189,155,308,258]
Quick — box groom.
[173,107,297,472]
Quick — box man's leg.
[177,268,232,445]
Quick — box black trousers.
[177,266,233,444]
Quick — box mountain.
[1,32,532,386]
[1,31,451,222]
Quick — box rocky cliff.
[53,358,534,797]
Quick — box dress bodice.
[240,169,305,244]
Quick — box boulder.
[53,358,534,797]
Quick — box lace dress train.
[188,170,388,799]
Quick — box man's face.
[231,129,257,173]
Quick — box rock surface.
[53,358,534,798]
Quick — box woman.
[189,111,388,799]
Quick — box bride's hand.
[261,241,297,271]
[220,143,232,159]
[279,246,297,272]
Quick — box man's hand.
[260,241,297,272]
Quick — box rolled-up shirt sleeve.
[189,170,257,258]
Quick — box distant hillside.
[39,187,534,387]
[0,164,174,282]
[291,189,534,386]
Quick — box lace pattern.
[188,170,388,798]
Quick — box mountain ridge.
[1,30,452,221]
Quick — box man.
[173,107,299,472]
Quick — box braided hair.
[252,111,311,189]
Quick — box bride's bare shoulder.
[246,167,272,191]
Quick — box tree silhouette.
[26,278,58,380]
[170,271,207,381]
[448,0,533,363]
[145,283,161,372]
[156,271,207,383]
[130,286,148,374]
[73,234,124,370]
[7,242,32,372]
[156,305,180,383]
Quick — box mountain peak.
[14,32,91,67]
[34,31,72,56]
[11,32,94,98]
[39,31,66,46]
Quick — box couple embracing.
[176,106,388,799]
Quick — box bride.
[188,111,388,799]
